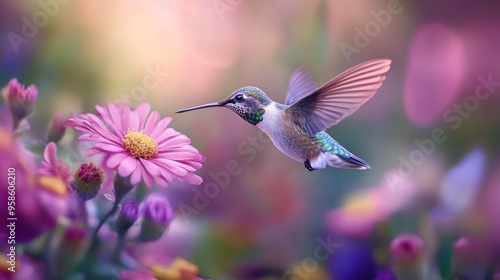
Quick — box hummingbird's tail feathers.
[309,152,370,170]
[325,152,371,170]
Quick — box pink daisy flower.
[66,103,204,188]
[39,142,74,187]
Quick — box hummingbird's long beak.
[175,101,222,113]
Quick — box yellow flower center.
[150,258,198,280]
[122,130,158,159]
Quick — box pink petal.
[85,148,102,156]
[95,105,122,136]
[158,134,190,148]
[130,167,142,185]
[95,143,124,152]
[151,117,172,138]
[138,164,155,187]
[154,128,180,144]
[108,103,124,134]
[121,104,131,133]
[180,173,203,185]
[156,176,170,188]
[134,103,151,129]
[129,110,140,132]
[107,153,130,169]
[138,158,161,176]
[144,111,160,135]
[151,158,188,177]
[157,151,200,161]
[44,142,57,164]
[117,157,137,177]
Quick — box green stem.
[112,235,126,264]
[90,201,120,244]
[78,197,121,270]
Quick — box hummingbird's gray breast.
[257,103,323,162]
[271,122,323,162]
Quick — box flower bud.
[116,200,139,237]
[390,234,424,263]
[72,162,104,201]
[138,195,175,242]
[47,112,67,143]
[451,237,488,279]
[390,234,425,280]
[2,78,37,126]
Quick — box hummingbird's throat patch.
[122,130,158,159]
[245,108,265,125]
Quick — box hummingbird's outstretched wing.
[285,67,317,105]
[286,59,391,137]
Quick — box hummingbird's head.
[176,86,271,125]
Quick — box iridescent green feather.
[313,131,348,156]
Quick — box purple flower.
[2,78,37,125]
[138,194,176,242]
[117,200,139,236]
[66,102,205,188]
[142,195,176,225]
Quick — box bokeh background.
[1,0,500,279]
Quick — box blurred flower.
[440,148,485,215]
[47,112,67,143]
[138,194,176,242]
[3,174,70,243]
[451,237,489,279]
[430,148,487,232]
[0,127,64,243]
[51,224,88,279]
[72,162,104,200]
[66,102,205,188]
[325,176,416,238]
[390,234,424,263]
[1,78,37,127]
[38,142,73,189]
[374,269,397,280]
[0,102,13,130]
[390,234,425,280]
[119,257,203,280]
[36,175,71,224]
[328,242,377,280]
[0,255,42,280]
[404,23,465,127]
[232,263,286,280]
[481,161,500,249]
[117,200,139,236]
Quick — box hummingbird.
[176,59,391,171]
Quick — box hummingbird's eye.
[234,94,244,102]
